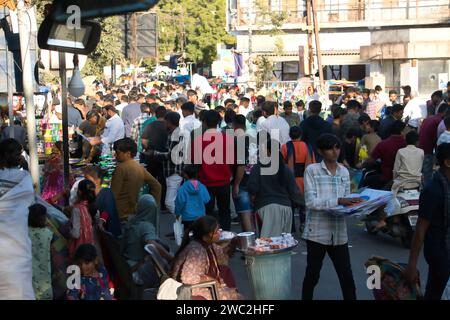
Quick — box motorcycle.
[363,179,420,248]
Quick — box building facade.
[226,0,450,95]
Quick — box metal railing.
[231,0,449,28]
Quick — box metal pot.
[237,232,256,251]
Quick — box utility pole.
[306,0,314,77]
[311,0,324,84]
[179,8,185,54]
[58,52,70,204]
[6,43,14,138]
[131,12,138,65]
[17,0,40,192]
[247,0,253,81]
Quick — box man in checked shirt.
[302,133,363,300]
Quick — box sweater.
[175,180,211,221]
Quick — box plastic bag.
[384,197,401,217]
[173,217,184,246]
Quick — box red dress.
[69,201,94,260]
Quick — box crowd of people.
[1,74,450,301]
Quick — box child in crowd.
[66,244,113,300]
[68,179,96,260]
[175,165,211,232]
[28,204,54,300]
[360,120,381,156]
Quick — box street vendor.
[89,105,124,157]
[171,216,243,300]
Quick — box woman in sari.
[121,194,172,288]
[171,216,243,300]
[42,141,73,206]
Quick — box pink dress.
[41,155,65,206]
[171,240,242,300]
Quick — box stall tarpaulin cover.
[0,169,35,300]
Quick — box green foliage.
[81,17,124,78]
[253,55,274,89]
[157,0,235,67]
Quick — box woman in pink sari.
[171,216,243,300]
[68,179,96,260]
[41,142,73,206]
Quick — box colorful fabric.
[171,240,242,300]
[68,201,94,260]
[66,266,114,300]
[365,256,422,300]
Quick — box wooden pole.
[306,0,313,77]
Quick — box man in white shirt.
[90,105,125,156]
[403,91,427,129]
[179,102,201,134]
[238,97,253,117]
[258,101,290,145]
[115,95,129,116]
[191,72,214,95]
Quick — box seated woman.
[171,216,243,300]
[121,194,173,288]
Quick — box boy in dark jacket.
[301,100,332,162]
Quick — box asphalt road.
[159,213,428,300]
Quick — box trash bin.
[244,247,296,300]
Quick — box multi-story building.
[226,0,450,95]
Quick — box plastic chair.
[144,244,219,300]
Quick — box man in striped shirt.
[302,133,362,300]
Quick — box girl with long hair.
[68,179,96,260]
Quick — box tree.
[81,16,123,78]
[157,0,235,67]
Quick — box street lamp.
[68,54,85,97]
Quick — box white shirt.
[256,116,266,132]
[258,115,291,144]
[238,105,253,117]
[191,73,214,95]
[115,102,128,115]
[180,114,201,134]
[101,114,125,155]
[403,97,427,128]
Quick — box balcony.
[228,0,450,32]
